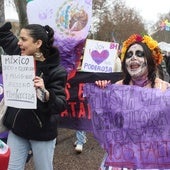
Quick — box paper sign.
[81,39,119,73]
[1,55,37,109]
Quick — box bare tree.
[0,0,5,26]
[5,0,147,43]
[89,0,147,44]
[110,1,147,43]
[14,0,28,28]
[89,0,108,38]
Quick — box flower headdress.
[121,34,163,65]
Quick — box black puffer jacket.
[0,23,67,141]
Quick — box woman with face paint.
[95,34,170,170]
[96,34,170,91]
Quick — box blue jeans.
[75,130,86,145]
[7,131,56,170]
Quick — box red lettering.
[137,141,146,161]
[112,142,122,160]
[137,141,170,162]
[60,109,69,117]
[106,142,134,162]
[122,144,134,160]
[65,83,71,100]
[87,104,91,119]
[78,83,84,101]
[146,142,157,159]
[78,102,86,118]
[68,102,76,117]
[157,141,168,158]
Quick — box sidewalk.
[25,128,105,170]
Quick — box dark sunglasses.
[126,50,145,58]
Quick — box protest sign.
[84,84,170,169]
[1,55,36,109]
[81,39,119,73]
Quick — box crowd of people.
[0,21,170,170]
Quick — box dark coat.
[0,23,67,141]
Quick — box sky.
[125,0,170,24]
[5,0,170,24]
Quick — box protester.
[74,130,87,153]
[0,22,67,170]
[69,45,87,154]
[156,48,170,82]
[162,51,170,80]
[95,34,170,169]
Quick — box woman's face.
[17,29,41,56]
[125,44,148,78]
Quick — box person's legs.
[75,130,86,145]
[30,138,56,170]
[7,131,30,170]
[75,130,87,153]
[26,149,33,163]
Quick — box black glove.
[0,22,12,32]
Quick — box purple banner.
[0,74,3,102]
[84,84,170,169]
[27,0,92,73]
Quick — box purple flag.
[84,84,170,169]
[27,0,92,73]
[0,74,3,102]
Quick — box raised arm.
[0,22,20,55]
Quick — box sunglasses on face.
[126,50,145,58]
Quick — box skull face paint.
[125,44,148,78]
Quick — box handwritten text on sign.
[81,39,119,73]
[84,84,170,169]
[1,55,36,109]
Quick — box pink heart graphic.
[91,50,109,65]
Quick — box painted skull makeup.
[125,44,148,78]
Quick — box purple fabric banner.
[0,73,8,138]
[0,74,3,102]
[84,84,170,169]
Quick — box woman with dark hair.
[96,34,168,90]
[0,22,67,170]
[95,34,170,170]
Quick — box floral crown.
[120,34,163,65]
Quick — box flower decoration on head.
[121,34,163,65]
